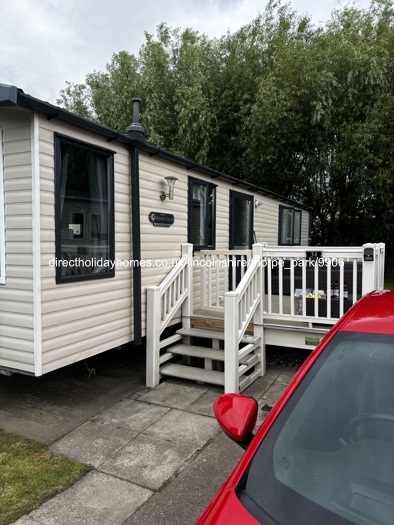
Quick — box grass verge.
[0,429,91,525]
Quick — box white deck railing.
[196,249,251,311]
[224,244,264,392]
[196,242,385,326]
[146,242,385,391]
[146,243,193,387]
[261,242,385,326]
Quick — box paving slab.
[49,419,136,468]
[242,365,286,397]
[144,409,219,448]
[123,432,243,525]
[277,365,302,383]
[49,399,171,467]
[186,388,222,417]
[138,379,208,409]
[260,374,293,406]
[91,398,170,432]
[29,471,152,525]
[98,433,198,489]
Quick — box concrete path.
[0,350,297,525]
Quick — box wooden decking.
[147,243,386,393]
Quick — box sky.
[1,0,371,105]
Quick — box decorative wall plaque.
[149,212,175,227]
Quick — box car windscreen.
[238,331,394,525]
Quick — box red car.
[197,290,394,525]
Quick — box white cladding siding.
[0,104,311,375]
[139,153,188,331]
[253,195,278,245]
[139,154,297,259]
[254,199,311,246]
[0,108,35,373]
[215,184,230,249]
[38,117,133,374]
[138,155,311,323]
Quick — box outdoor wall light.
[160,176,178,201]
[254,199,263,208]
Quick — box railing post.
[146,286,161,387]
[362,243,379,295]
[252,244,265,376]
[181,243,193,328]
[377,243,386,290]
[261,243,268,314]
[224,291,239,393]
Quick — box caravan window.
[55,135,115,283]
[229,190,253,249]
[279,206,302,246]
[188,178,216,250]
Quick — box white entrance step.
[177,327,225,339]
[160,363,224,385]
[169,343,224,361]
[176,326,259,344]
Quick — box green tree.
[241,1,394,248]
[139,24,217,164]
[58,51,141,130]
[58,81,95,120]
[59,24,218,165]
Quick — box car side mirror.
[213,394,258,449]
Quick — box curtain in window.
[88,155,107,259]
[192,183,206,246]
[60,150,69,218]
[280,208,293,245]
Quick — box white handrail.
[146,243,193,387]
[159,257,189,333]
[224,244,263,392]
[231,258,261,341]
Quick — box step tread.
[192,308,224,320]
[170,343,224,361]
[160,363,224,385]
[177,327,259,344]
[177,327,225,340]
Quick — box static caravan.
[0,84,312,385]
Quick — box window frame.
[229,190,254,250]
[188,177,216,251]
[279,205,302,246]
[54,134,115,284]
